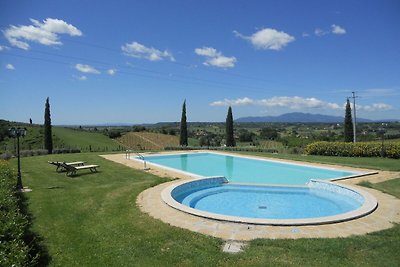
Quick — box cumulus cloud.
[75,64,100,74]
[107,69,116,75]
[3,18,82,50]
[314,24,346,37]
[210,96,341,110]
[5,63,15,70]
[194,47,237,68]
[78,75,87,81]
[331,24,346,34]
[121,41,175,62]
[234,28,295,50]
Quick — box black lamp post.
[9,127,27,190]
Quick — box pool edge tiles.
[134,151,377,185]
[161,177,378,226]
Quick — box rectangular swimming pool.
[139,152,362,185]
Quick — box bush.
[305,141,400,159]
[20,149,48,157]
[0,152,12,160]
[164,146,279,154]
[0,161,33,266]
[52,148,81,154]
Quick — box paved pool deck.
[101,151,400,240]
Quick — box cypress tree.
[44,97,53,154]
[344,98,354,142]
[225,106,235,147]
[179,100,188,146]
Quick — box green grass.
[12,154,400,266]
[52,127,124,152]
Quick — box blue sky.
[1,0,399,124]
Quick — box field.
[0,125,125,153]
[52,127,124,152]
[11,152,400,266]
[118,132,179,150]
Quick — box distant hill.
[235,112,374,123]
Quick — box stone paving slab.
[101,153,400,240]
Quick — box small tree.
[179,100,188,146]
[44,97,53,154]
[344,98,354,142]
[225,106,235,147]
[259,127,278,140]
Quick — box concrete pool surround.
[101,152,400,240]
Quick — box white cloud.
[121,41,175,62]
[358,103,393,112]
[234,28,295,50]
[78,75,87,81]
[194,47,218,57]
[75,64,100,74]
[331,24,346,34]
[107,69,116,75]
[3,18,82,50]
[302,32,310,38]
[210,97,254,106]
[194,46,236,68]
[314,28,328,37]
[210,96,341,110]
[5,63,15,70]
[0,45,9,51]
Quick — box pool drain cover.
[259,205,267,209]
[223,241,246,253]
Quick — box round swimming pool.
[161,177,378,225]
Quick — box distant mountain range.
[235,112,396,123]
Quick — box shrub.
[305,141,400,159]
[164,146,279,154]
[0,152,12,160]
[0,161,33,266]
[52,148,81,154]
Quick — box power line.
[2,51,277,93]
[62,38,284,84]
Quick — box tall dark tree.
[179,100,188,146]
[344,98,354,142]
[225,106,235,147]
[44,97,53,154]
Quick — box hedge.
[0,160,37,266]
[305,141,400,159]
[164,146,279,154]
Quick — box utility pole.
[350,92,358,143]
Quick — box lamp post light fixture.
[8,127,27,191]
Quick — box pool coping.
[131,151,378,184]
[161,177,378,226]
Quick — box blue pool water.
[172,183,363,219]
[143,152,358,185]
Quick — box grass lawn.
[13,153,400,266]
